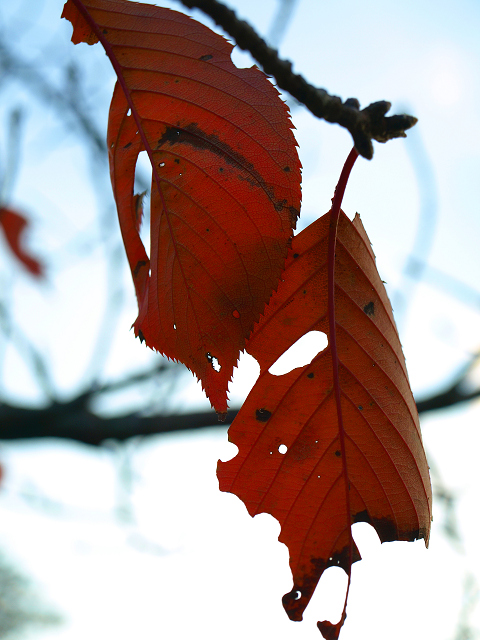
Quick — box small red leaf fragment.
[0,207,43,276]
[317,613,346,640]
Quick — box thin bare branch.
[177,0,417,159]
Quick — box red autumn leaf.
[0,206,43,276]
[62,0,301,414]
[217,153,432,638]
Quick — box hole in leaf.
[310,566,348,625]
[127,108,132,116]
[294,590,302,600]
[352,522,381,558]
[206,352,221,372]
[159,161,165,167]
[268,331,328,376]
[231,47,255,69]
[135,151,152,251]
[219,441,239,463]
[278,444,288,455]
[173,324,176,330]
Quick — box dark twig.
[177,0,417,159]
[1,357,479,445]
[415,384,480,415]
[0,401,235,446]
[415,354,480,415]
[0,349,478,445]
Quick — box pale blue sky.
[0,0,479,638]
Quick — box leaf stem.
[325,146,358,637]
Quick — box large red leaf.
[218,154,432,637]
[62,0,301,413]
[0,206,43,276]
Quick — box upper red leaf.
[62,0,301,413]
[0,206,43,276]
[218,208,432,637]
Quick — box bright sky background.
[0,0,480,638]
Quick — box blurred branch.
[0,553,61,638]
[0,38,106,157]
[0,38,149,194]
[415,354,480,415]
[0,302,56,401]
[0,400,233,445]
[1,353,479,445]
[177,0,417,159]
[267,0,299,48]
[407,260,480,310]
[454,574,480,640]
[392,125,439,324]
[0,107,24,205]
[416,385,480,415]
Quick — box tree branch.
[415,353,480,414]
[177,0,417,159]
[0,401,235,446]
[1,370,478,446]
[415,382,480,415]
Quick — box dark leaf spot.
[364,301,375,316]
[289,206,300,226]
[138,330,145,344]
[174,158,180,164]
[283,166,291,172]
[133,260,147,277]
[255,408,271,422]
[156,124,295,212]
[102,29,108,34]
[307,372,314,379]
[123,142,132,149]
[335,450,341,457]
[293,253,299,259]
[353,510,398,543]
[199,54,213,61]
